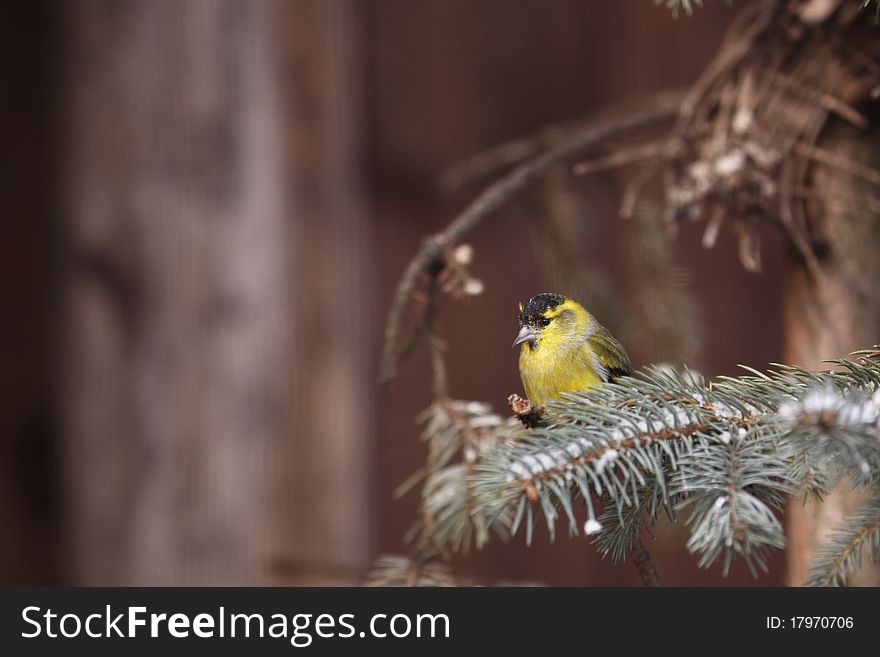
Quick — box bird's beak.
[513,325,537,348]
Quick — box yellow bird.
[513,293,632,407]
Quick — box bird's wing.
[588,325,633,382]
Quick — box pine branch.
[476,367,764,543]
[807,499,880,586]
[593,476,668,563]
[402,400,521,557]
[471,353,880,576]
[777,385,880,490]
[675,427,791,576]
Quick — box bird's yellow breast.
[518,341,604,407]
[517,299,605,406]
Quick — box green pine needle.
[807,501,880,586]
[469,354,880,577]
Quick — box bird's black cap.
[519,293,565,325]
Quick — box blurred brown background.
[2,0,788,586]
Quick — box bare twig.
[439,119,587,191]
[379,90,685,386]
[423,271,448,399]
[572,139,671,176]
[380,234,446,385]
[427,334,448,400]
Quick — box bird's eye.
[538,317,551,327]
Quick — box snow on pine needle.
[472,353,880,577]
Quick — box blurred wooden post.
[269,0,373,585]
[783,119,880,587]
[61,0,372,584]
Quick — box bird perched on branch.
[513,293,632,407]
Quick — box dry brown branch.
[438,119,588,191]
[379,90,685,386]
[572,139,672,177]
[658,0,880,283]
[425,278,448,400]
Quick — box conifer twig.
[631,539,662,587]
